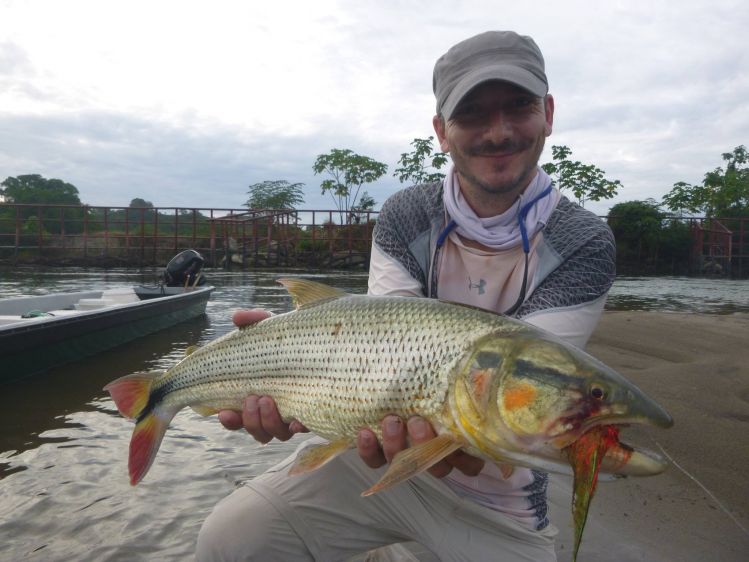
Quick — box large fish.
[106,279,672,553]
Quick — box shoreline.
[550,311,749,561]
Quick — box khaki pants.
[196,438,557,562]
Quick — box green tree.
[127,198,156,225]
[245,180,305,209]
[393,136,449,185]
[349,191,377,223]
[541,145,621,207]
[663,145,749,218]
[610,199,694,274]
[608,199,662,259]
[0,174,84,234]
[1,174,82,205]
[313,149,387,220]
[129,198,154,208]
[661,181,700,217]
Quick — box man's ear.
[544,95,554,137]
[432,115,450,152]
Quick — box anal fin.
[288,438,352,476]
[362,434,462,497]
[191,405,220,417]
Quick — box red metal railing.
[0,203,378,268]
[692,217,748,276]
[2,203,747,275]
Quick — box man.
[197,30,615,561]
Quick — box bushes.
[608,200,692,275]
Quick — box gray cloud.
[1,0,746,219]
[0,109,407,211]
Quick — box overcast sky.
[1,0,747,216]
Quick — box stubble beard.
[455,137,545,197]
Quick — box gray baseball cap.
[433,31,548,120]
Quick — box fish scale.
[156,294,508,438]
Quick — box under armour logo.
[468,277,486,295]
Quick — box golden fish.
[106,278,672,541]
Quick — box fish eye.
[590,385,606,400]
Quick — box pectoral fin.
[362,434,462,497]
[288,438,352,476]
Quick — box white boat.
[0,251,214,383]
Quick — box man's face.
[433,81,554,201]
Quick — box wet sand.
[549,311,749,562]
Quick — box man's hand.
[357,416,484,478]
[219,309,485,478]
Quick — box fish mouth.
[549,403,673,444]
[594,400,674,430]
[564,424,670,477]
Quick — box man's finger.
[289,420,309,434]
[406,416,454,478]
[218,410,244,430]
[241,395,273,444]
[232,309,272,328]
[445,450,485,476]
[258,396,294,441]
[381,415,408,464]
[357,428,386,468]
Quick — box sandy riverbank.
[549,311,749,562]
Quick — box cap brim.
[441,64,548,120]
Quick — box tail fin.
[128,408,176,485]
[104,372,159,419]
[104,372,177,485]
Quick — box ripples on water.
[0,268,370,560]
[0,268,747,560]
[606,276,749,314]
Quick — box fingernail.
[407,417,429,439]
[358,431,373,447]
[383,416,402,437]
[289,421,303,434]
[245,396,258,414]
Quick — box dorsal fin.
[277,278,348,309]
[185,345,199,356]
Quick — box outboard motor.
[163,250,206,287]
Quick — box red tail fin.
[129,410,173,485]
[104,372,176,485]
[104,372,159,419]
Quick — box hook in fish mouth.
[561,424,670,477]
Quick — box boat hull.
[0,286,213,383]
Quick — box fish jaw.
[600,440,669,476]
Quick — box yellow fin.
[362,434,462,496]
[288,438,352,475]
[104,371,162,419]
[185,345,199,356]
[191,405,220,416]
[277,278,348,309]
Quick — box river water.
[0,268,747,560]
